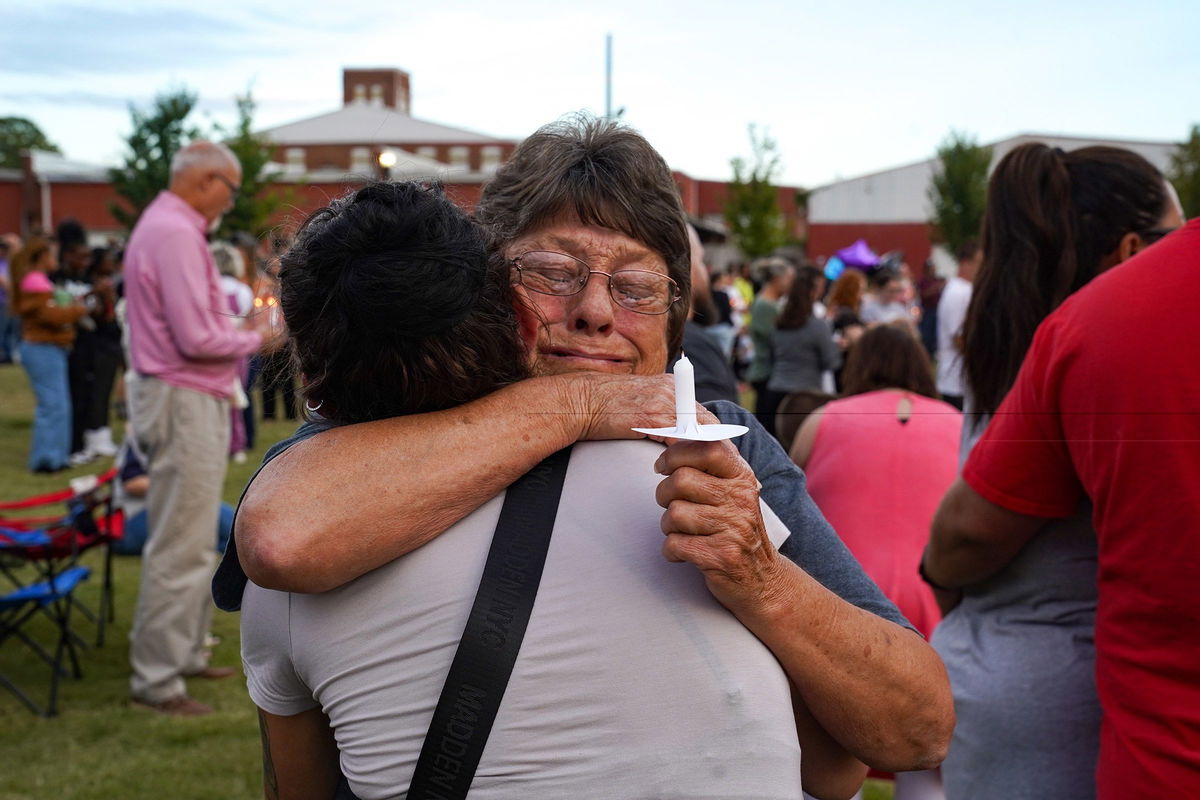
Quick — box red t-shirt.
[963,218,1200,796]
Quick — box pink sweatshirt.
[124,191,261,398]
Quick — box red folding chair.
[0,468,122,647]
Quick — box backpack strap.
[406,444,573,798]
[335,445,573,800]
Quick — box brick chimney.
[343,68,411,113]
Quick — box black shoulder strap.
[334,445,573,800]
[408,444,573,800]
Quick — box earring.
[304,398,323,413]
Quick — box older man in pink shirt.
[124,141,264,716]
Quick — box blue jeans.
[20,340,72,471]
[115,503,235,556]
[0,304,16,362]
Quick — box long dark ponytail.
[962,143,1167,417]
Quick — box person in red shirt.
[925,215,1199,797]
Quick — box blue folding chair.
[0,528,91,717]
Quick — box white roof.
[809,132,1180,225]
[31,150,111,183]
[260,104,508,146]
[268,149,500,184]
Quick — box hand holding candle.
[632,354,748,442]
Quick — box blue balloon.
[824,256,845,281]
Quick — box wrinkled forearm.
[734,560,954,772]
[237,376,586,593]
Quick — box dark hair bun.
[278,181,528,423]
[303,182,485,340]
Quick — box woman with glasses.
[927,143,1184,800]
[225,116,953,787]
[238,180,869,799]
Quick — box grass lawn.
[0,362,895,800]
[0,363,298,800]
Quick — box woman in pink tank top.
[790,323,961,639]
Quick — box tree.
[1169,124,1200,220]
[927,130,992,256]
[724,125,787,259]
[0,117,60,169]
[109,87,201,229]
[215,92,290,239]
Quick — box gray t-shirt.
[766,318,841,395]
[242,440,804,799]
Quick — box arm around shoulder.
[238,372,679,593]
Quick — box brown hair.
[827,269,866,313]
[9,237,52,314]
[475,114,691,359]
[841,322,938,399]
[962,143,1167,417]
[776,265,823,330]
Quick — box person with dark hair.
[859,266,907,324]
[745,257,795,427]
[76,246,122,459]
[0,236,15,364]
[792,322,957,637]
[10,237,88,472]
[935,240,981,410]
[791,321,961,800]
[238,181,856,799]
[225,116,954,777]
[758,265,841,440]
[924,143,1184,799]
[52,233,100,464]
[681,225,739,404]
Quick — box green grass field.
[0,363,297,800]
[0,362,894,800]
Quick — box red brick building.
[0,66,807,262]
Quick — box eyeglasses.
[213,173,241,200]
[510,250,681,315]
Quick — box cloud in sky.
[1,0,1198,186]
[0,4,278,75]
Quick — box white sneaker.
[85,428,118,458]
[68,450,95,467]
[232,451,248,464]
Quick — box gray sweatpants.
[128,375,230,703]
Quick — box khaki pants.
[128,375,230,702]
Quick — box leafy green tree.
[0,117,60,169]
[1168,124,1200,220]
[724,125,787,259]
[215,92,291,239]
[109,87,201,229]
[927,130,992,255]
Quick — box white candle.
[674,354,696,430]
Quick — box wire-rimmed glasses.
[511,250,681,315]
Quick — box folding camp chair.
[0,527,91,717]
[0,468,121,647]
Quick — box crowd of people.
[3,116,1197,800]
[2,218,297,476]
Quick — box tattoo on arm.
[258,709,279,800]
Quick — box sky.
[2,0,1198,188]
